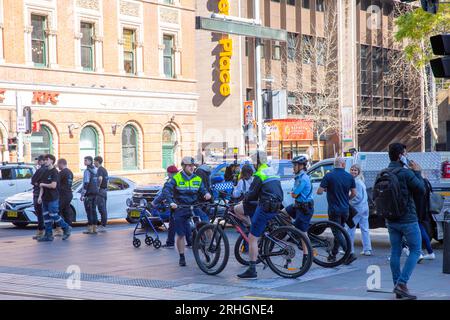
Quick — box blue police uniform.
[243,163,283,237]
[285,170,314,232]
[163,171,208,237]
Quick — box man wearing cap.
[238,150,284,279]
[31,155,47,239]
[151,165,193,248]
[163,156,212,266]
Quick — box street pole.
[15,91,24,162]
[254,0,263,151]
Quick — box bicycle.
[172,203,212,244]
[234,210,352,268]
[192,202,313,279]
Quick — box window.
[0,169,13,180]
[316,0,325,12]
[308,164,333,183]
[361,0,370,10]
[372,46,383,96]
[245,37,249,57]
[108,178,127,191]
[162,127,176,169]
[287,0,295,5]
[317,37,325,66]
[123,29,136,74]
[272,41,281,60]
[260,41,265,59]
[31,125,52,160]
[80,126,98,169]
[302,35,312,64]
[14,168,34,179]
[163,0,174,4]
[302,0,310,9]
[122,124,138,170]
[31,15,48,67]
[287,33,298,62]
[360,45,369,96]
[81,22,94,71]
[163,35,174,78]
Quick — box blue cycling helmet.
[292,156,308,166]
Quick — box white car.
[0,176,135,228]
[0,163,36,203]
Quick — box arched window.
[31,125,53,159]
[162,127,176,169]
[80,126,98,169]
[122,124,138,170]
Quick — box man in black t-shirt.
[36,154,71,242]
[94,156,108,232]
[57,159,74,226]
[31,155,46,239]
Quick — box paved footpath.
[0,222,449,300]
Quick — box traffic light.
[8,137,17,152]
[430,34,450,78]
[399,0,439,14]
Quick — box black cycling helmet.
[292,156,308,166]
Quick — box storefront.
[265,119,324,161]
[0,83,197,184]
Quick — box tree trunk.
[316,130,322,161]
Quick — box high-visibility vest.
[253,163,280,184]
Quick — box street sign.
[17,116,26,133]
[196,16,287,41]
[342,106,353,143]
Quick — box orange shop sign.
[32,91,60,105]
[265,119,314,141]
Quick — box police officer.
[238,150,284,279]
[81,156,99,235]
[57,158,74,228]
[163,157,211,267]
[282,156,313,266]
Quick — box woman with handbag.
[347,164,372,256]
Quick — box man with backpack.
[81,156,99,235]
[373,143,425,300]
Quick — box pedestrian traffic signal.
[430,34,450,78]
[23,106,32,134]
[8,137,17,152]
[399,0,439,14]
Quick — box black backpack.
[373,168,407,221]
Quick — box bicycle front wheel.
[308,221,351,268]
[263,226,313,279]
[193,224,229,275]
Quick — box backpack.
[86,168,100,196]
[373,168,407,221]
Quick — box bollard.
[443,220,450,274]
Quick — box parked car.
[0,176,135,228]
[0,162,36,203]
[126,184,166,224]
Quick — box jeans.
[33,195,45,231]
[96,189,108,226]
[43,200,69,235]
[347,210,372,253]
[59,194,74,226]
[419,223,433,254]
[329,211,349,256]
[387,221,422,285]
[84,196,97,225]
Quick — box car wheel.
[12,222,29,228]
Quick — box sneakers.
[37,234,54,242]
[162,243,175,249]
[179,255,186,267]
[417,254,424,264]
[344,253,357,265]
[97,225,107,233]
[237,268,257,279]
[62,226,72,240]
[360,250,372,256]
[423,253,436,260]
[83,225,97,234]
[393,283,417,300]
[32,229,45,240]
[54,227,63,237]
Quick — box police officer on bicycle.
[282,156,314,266]
[238,150,283,279]
[163,156,212,267]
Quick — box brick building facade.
[0,0,198,184]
